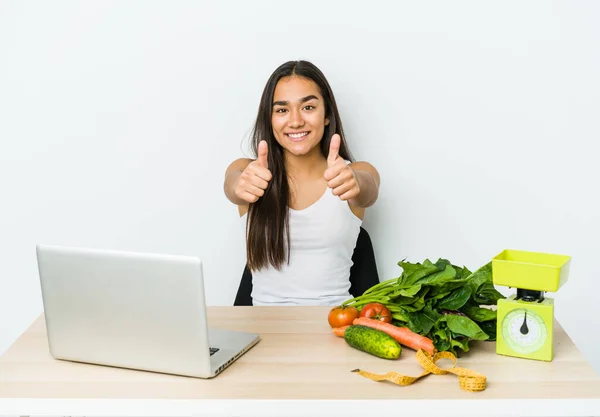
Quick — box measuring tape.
[352,348,487,392]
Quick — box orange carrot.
[332,325,350,337]
[352,317,436,355]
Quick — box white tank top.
[244,188,362,306]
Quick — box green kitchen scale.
[492,249,571,362]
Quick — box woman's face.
[271,76,329,158]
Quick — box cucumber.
[343,324,402,359]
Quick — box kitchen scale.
[492,249,571,361]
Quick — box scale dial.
[501,308,548,354]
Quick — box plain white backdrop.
[1,0,599,375]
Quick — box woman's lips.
[286,131,310,142]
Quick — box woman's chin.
[284,143,312,156]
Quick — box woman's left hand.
[324,134,360,201]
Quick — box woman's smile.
[286,131,311,142]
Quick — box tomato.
[359,302,392,323]
[328,305,359,328]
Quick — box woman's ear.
[325,117,330,126]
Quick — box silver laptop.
[35,244,260,378]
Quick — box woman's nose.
[288,109,304,128]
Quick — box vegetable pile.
[330,258,505,357]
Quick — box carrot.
[332,325,350,337]
[352,317,436,355]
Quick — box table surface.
[1,306,600,417]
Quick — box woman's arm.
[348,161,380,208]
[223,158,253,206]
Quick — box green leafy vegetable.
[342,259,505,355]
[440,315,489,341]
[437,286,472,310]
[462,305,497,322]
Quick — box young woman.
[223,60,380,306]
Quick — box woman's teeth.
[288,132,309,139]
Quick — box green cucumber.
[343,324,402,359]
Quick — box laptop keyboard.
[209,347,219,356]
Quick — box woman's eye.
[304,105,315,110]
[275,108,287,113]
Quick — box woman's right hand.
[235,140,272,204]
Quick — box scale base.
[496,295,554,362]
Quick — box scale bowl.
[492,249,570,292]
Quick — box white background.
[1,0,599,375]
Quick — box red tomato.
[359,302,392,323]
[328,305,359,328]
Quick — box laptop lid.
[36,244,249,378]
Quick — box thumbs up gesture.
[323,134,360,201]
[235,140,273,203]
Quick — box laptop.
[35,244,260,378]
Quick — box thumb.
[327,134,340,166]
[257,140,268,169]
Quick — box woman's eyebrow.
[272,95,319,107]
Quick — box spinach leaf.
[391,308,409,324]
[427,281,466,300]
[465,262,493,293]
[400,299,425,312]
[431,325,451,352]
[434,339,451,352]
[451,336,470,354]
[399,259,439,287]
[397,259,423,276]
[405,306,441,335]
[440,315,489,341]
[474,282,505,305]
[434,258,452,270]
[393,295,419,305]
[396,285,422,297]
[437,286,472,310]
[415,264,457,286]
[478,320,498,341]
[453,265,473,281]
[462,305,497,322]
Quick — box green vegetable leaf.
[451,336,470,353]
[474,283,505,305]
[397,285,422,297]
[415,264,457,286]
[405,306,441,335]
[440,315,490,341]
[427,281,466,300]
[399,259,439,287]
[462,305,497,322]
[434,258,452,270]
[464,262,495,293]
[478,320,498,341]
[431,325,452,352]
[400,298,425,312]
[437,286,472,310]
[453,265,473,281]
[397,259,423,276]
[393,295,419,305]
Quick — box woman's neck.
[284,148,327,182]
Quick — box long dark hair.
[246,60,354,271]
